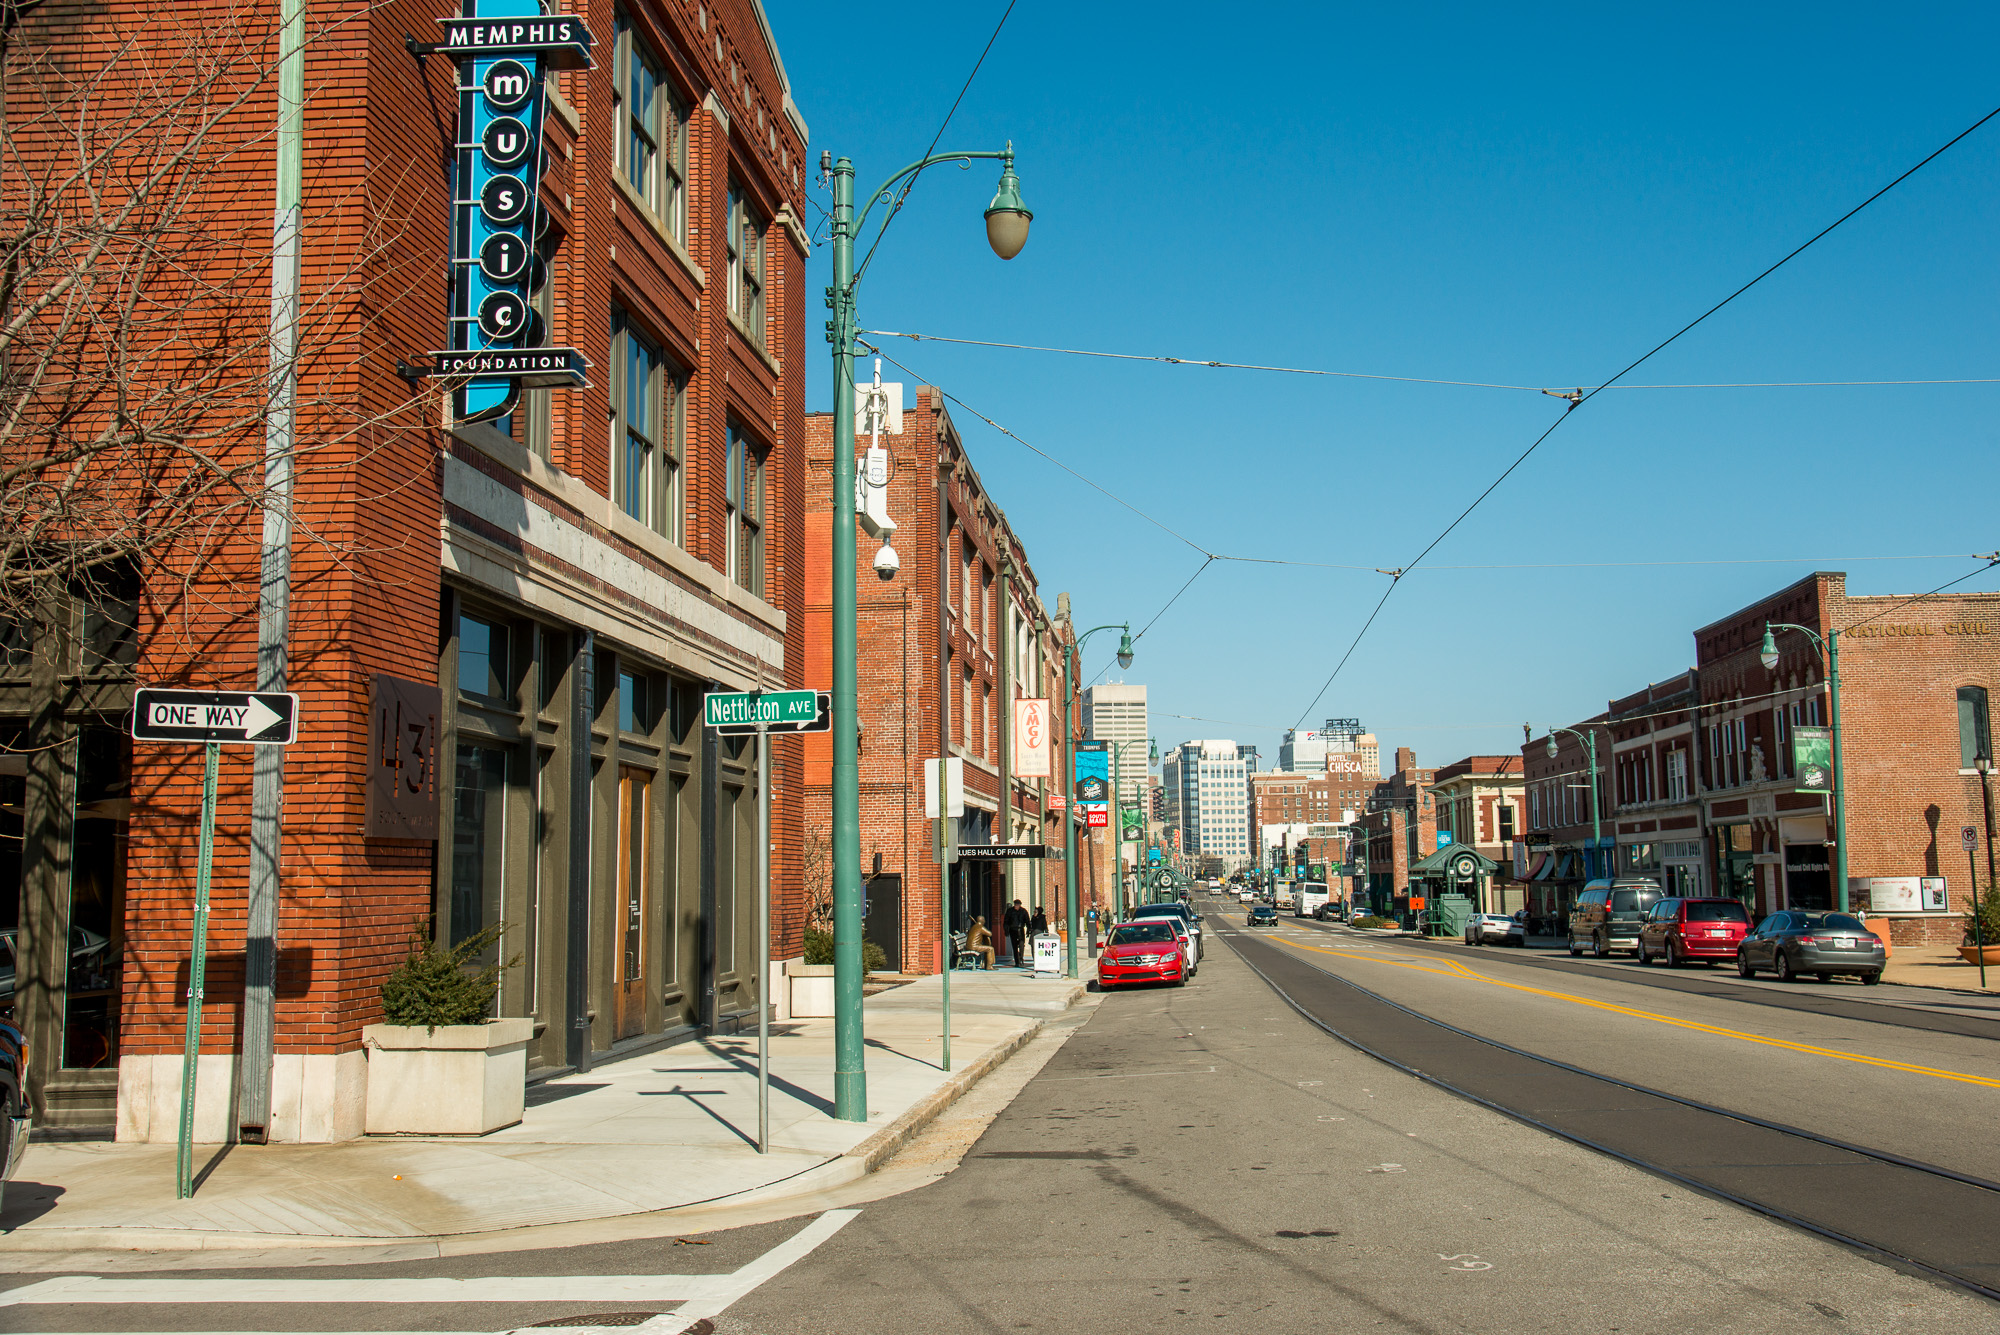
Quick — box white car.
[1463,913,1525,947]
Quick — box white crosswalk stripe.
[0,1207,859,1335]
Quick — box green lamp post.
[1108,735,1156,916]
[1061,623,1133,977]
[1544,724,1604,881]
[1760,623,1848,912]
[826,144,1031,1123]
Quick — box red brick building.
[1522,715,1613,927]
[802,386,1077,974]
[1696,572,2000,942]
[1607,672,1705,899]
[1357,748,1436,915]
[1427,755,1524,912]
[5,0,812,1137]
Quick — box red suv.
[1635,897,1752,967]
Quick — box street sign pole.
[133,687,299,1198]
[938,758,951,1072]
[176,741,220,1200]
[757,720,770,1153]
[1966,826,1985,990]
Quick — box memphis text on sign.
[439,16,593,65]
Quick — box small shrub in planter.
[801,926,887,972]
[1352,915,1398,931]
[365,921,530,1136]
[380,920,518,1028]
[1961,885,2000,949]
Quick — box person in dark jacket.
[1030,906,1049,936]
[1003,899,1031,967]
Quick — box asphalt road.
[706,902,1997,1334]
[8,898,1997,1334]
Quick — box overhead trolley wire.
[1289,98,2000,730]
[852,2,1018,286]
[858,330,2000,394]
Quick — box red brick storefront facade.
[1698,572,2000,943]
[6,0,813,1136]
[803,388,1077,974]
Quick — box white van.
[1294,881,1331,918]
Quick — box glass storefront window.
[459,614,508,701]
[64,725,129,1068]
[1713,823,1755,906]
[451,744,507,960]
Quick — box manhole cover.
[530,1314,664,1327]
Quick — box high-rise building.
[1083,683,1150,812]
[1280,718,1380,779]
[1162,740,1252,866]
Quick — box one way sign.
[132,688,300,745]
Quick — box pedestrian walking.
[1004,898,1030,967]
[1030,906,1049,936]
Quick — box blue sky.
[774,2,2000,776]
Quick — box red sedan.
[1096,921,1188,990]
[1635,896,1753,967]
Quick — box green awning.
[1409,842,1500,877]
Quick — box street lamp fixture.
[1542,724,1603,881]
[825,141,1032,1124]
[1062,621,1132,977]
[984,151,1033,260]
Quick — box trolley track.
[1220,921,2000,1304]
[1285,913,2000,1042]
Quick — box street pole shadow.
[193,1142,235,1193]
[695,1048,840,1114]
[635,1086,758,1149]
[864,1036,943,1072]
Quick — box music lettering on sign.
[412,0,592,420]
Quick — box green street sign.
[704,689,830,734]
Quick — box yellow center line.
[1268,934,2000,1091]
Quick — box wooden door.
[615,767,651,1040]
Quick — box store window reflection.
[452,745,507,962]
[1,730,24,1018]
[64,725,129,1068]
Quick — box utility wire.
[1291,99,2000,729]
[870,347,1989,579]
[860,329,2000,394]
[852,1,1017,286]
[870,340,1997,699]
[1083,556,1216,685]
[866,342,1212,556]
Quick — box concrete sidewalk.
[0,966,1089,1254]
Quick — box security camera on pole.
[826,143,1033,1122]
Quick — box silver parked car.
[1463,913,1524,947]
[1736,911,1885,984]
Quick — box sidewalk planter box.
[362,1018,534,1136]
[788,963,836,1018]
[1957,945,2000,967]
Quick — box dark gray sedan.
[1736,911,1885,984]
